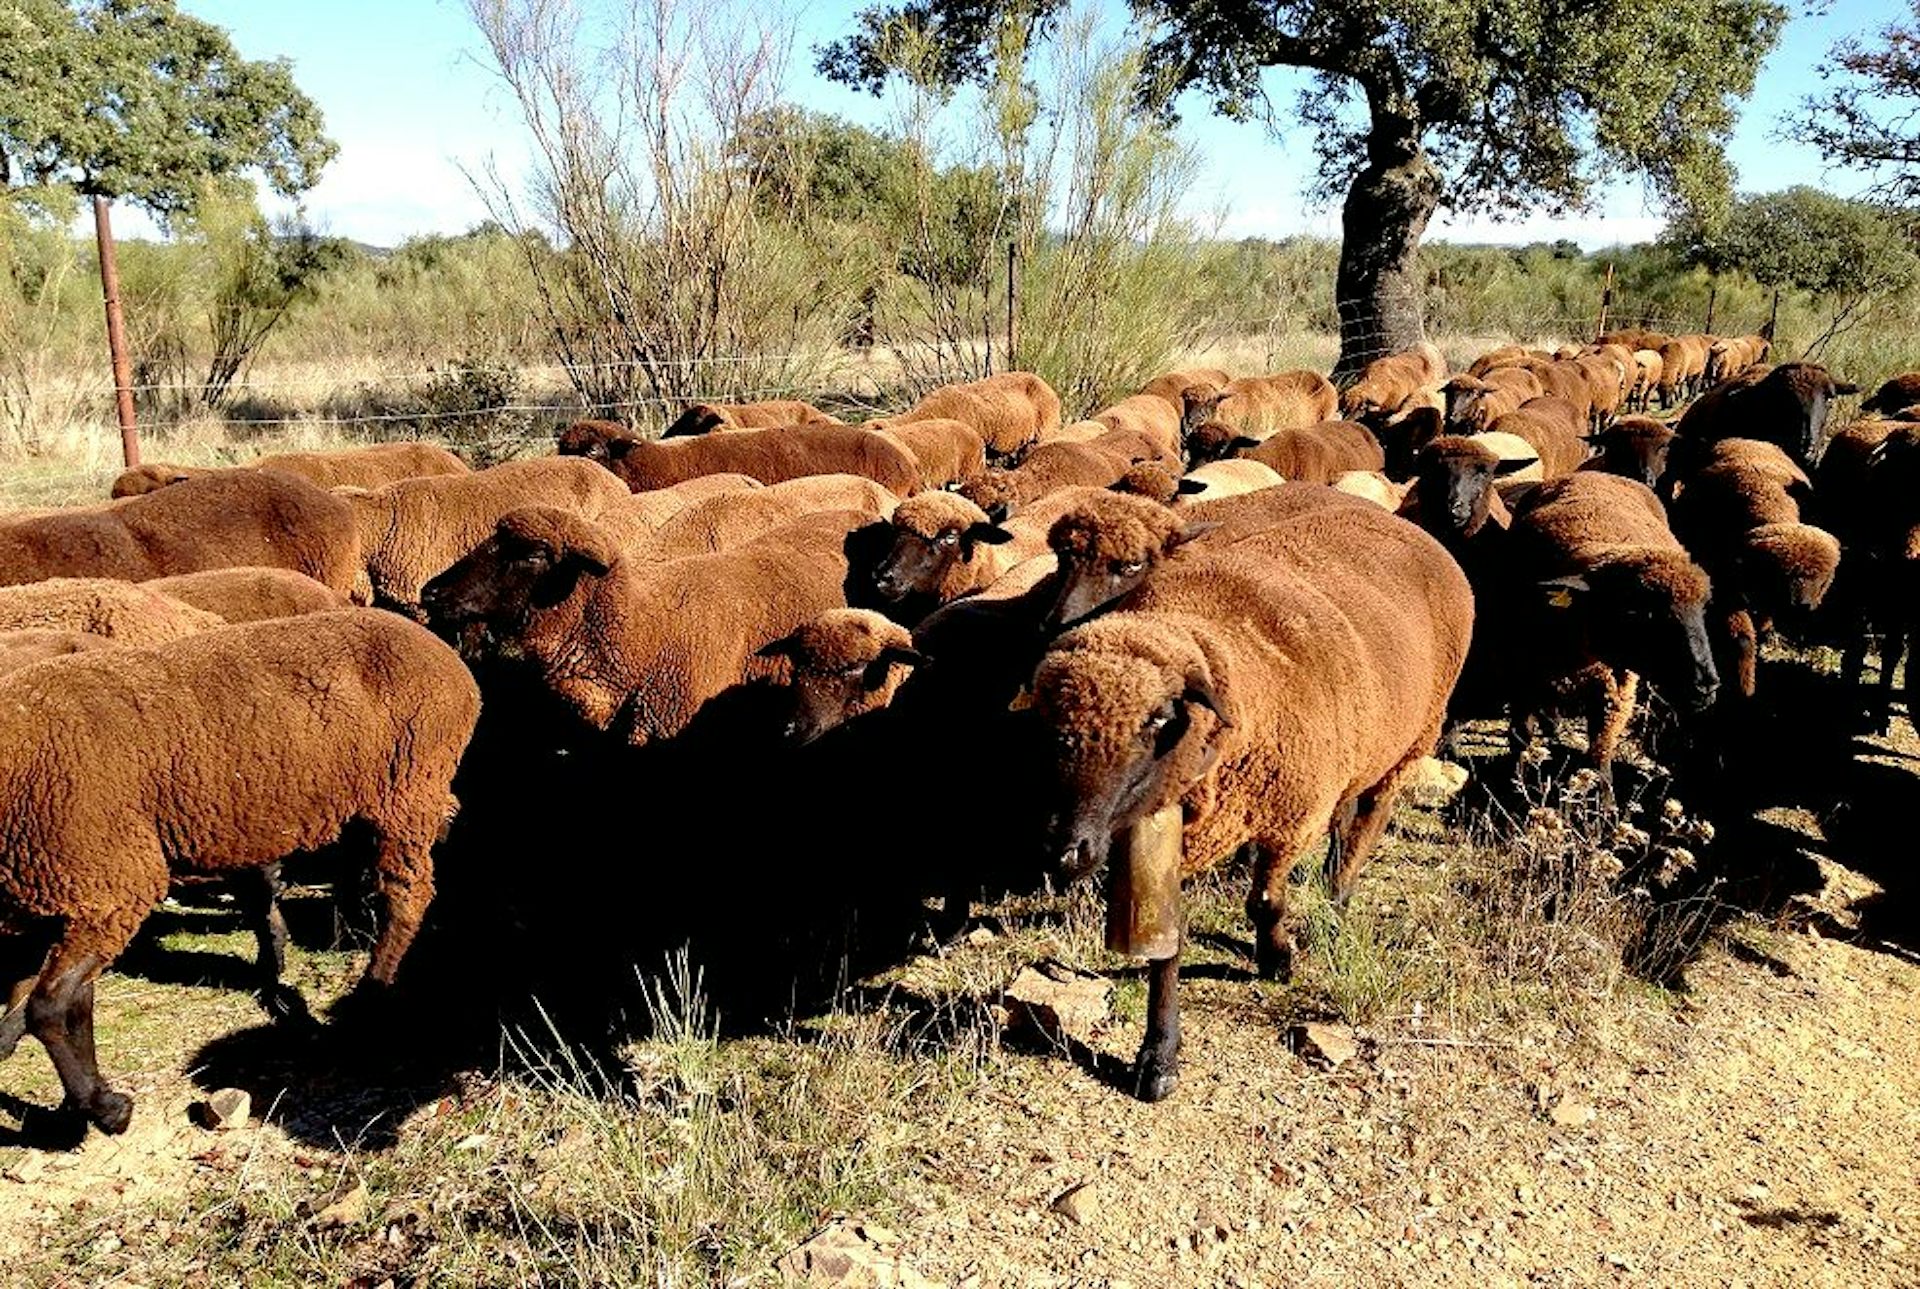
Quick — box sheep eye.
[1116,560,1146,577]
[1145,711,1171,734]
[937,532,958,547]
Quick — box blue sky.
[150,0,1900,249]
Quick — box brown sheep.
[1035,419,1110,446]
[601,422,920,498]
[1670,439,1840,702]
[145,568,349,622]
[1138,366,1230,409]
[1179,372,1338,440]
[1237,420,1387,485]
[0,610,479,1135]
[1598,328,1672,354]
[1483,396,1590,479]
[1107,463,1196,506]
[1332,470,1412,510]
[863,488,1107,615]
[958,430,1167,514]
[589,473,764,551]
[1815,419,1920,727]
[639,474,896,562]
[342,456,632,618]
[661,399,841,438]
[1338,341,1446,426]
[1655,335,1711,407]
[0,578,226,643]
[109,442,469,500]
[1487,473,1721,788]
[0,471,363,599]
[1028,497,1472,1100]
[556,418,645,467]
[864,417,986,490]
[1578,416,1677,492]
[753,608,926,746]
[1628,349,1664,411]
[1859,372,1920,418]
[1675,361,1860,469]
[421,506,868,746]
[1091,394,1186,460]
[1174,460,1284,504]
[1399,436,1529,555]
[1443,367,1545,435]
[891,372,1062,460]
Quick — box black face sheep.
[1027,499,1473,1101]
[340,456,632,618]
[1492,473,1721,789]
[959,430,1171,514]
[1858,373,1920,419]
[1813,419,1920,728]
[421,506,870,746]
[1138,366,1230,410]
[0,610,480,1135]
[662,399,841,437]
[0,471,364,599]
[1676,362,1860,469]
[1443,367,1545,435]
[1579,417,1676,492]
[556,418,646,466]
[601,423,921,498]
[754,608,927,745]
[1401,436,1531,550]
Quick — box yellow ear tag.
[1007,686,1034,712]
[1547,588,1574,609]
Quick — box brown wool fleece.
[1195,372,1340,437]
[109,443,468,501]
[447,508,869,746]
[0,629,117,675]
[1111,463,1185,504]
[145,568,348,622]
[609,423,921,498]
[640,475,894,562]
[891,372,1062,458]
[1242,421,1386,485]
[1138,367,1230,411]
[0,578,227,642]
[1046,491,1189,569]
[0,471,363,598]
[1340,343,1445,419]
[1090,395,1185,460]
[1486,397,1588,478]
[869,418,987,490]
[1033,499,1472,888]
[344,456,631,616]
[0,610,479,992]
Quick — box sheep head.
[110,463,201,499]
[1030,618,1231,883]
[420,505,618,658]
[1412,436,1529,539]
[555,419,641,464]
[1045,492,1214,630]
[756,609,925,745]
[870,492,1010,605]
[1541,549,1719,712]
[1110,462,1190,505]
[661,404,732,438]
[1735,523,1842,619]
[1178,383,1227,435]
[1584,419,1675,492]
[1183,420,1261,468]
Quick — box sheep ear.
[605,437,640,461]
[983,500,1013,524]
[1170,521,1221,550]
[1175,477,1208,495]
[1539,574,1590,609]
[1229,436,1262,452]
[563,534,615,577]
[964,522,1015,547]
[1180,675,1230,727]
[864,645,926,690]
[1493,456,1535,477]
[1833,381,1861,395]
[756,634,799,660]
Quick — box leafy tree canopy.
[1795,1,1920,206]
[0,0,335,221]
[820,0,1785,222]
[1670,185,1919,297]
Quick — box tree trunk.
[1332,130,1441,381]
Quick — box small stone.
[1549,1095,1596,1128]
[1423,1182,1447,1208]
[310,1182,369,1230]
[1004,961,1110,1045]
[191,1088,251,1131]
[4,1152,48,1184]
[965,927,996,947]
[1051,1181,1099,1226]
[1291,1022,1360,1069]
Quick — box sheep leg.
[363,830,437,988]
[28,946,132,1136]
[1245,841,1306,981]
[1586,671,1638,802]
[239,863,311,1025]
[1330,763,1419,908]
[1131,947,1183,1104]
[1875,625,1907,732]
[0,935,51,1061]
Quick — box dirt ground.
[2,665,1917,1287]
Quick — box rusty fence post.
[91,195,140,468]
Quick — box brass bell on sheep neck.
[1105,803,1183,960]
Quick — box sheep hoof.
[89,1089,134,1136]
[1131,1054,1179,1103]
[1254,939,1295,983]
[262,985,316,1028]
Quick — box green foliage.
[1794,1,1920,205]
[1674,187,1919,298]
[0,0,335,219]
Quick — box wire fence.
[0,298,1774,509]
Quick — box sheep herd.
[0,338,1913,1138]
